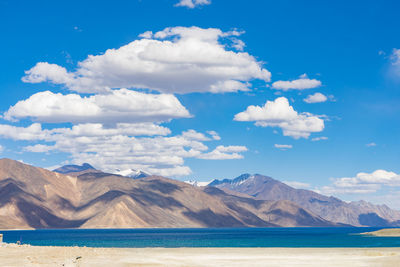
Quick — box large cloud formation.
[0,123,247,176]
[1,26,263,176]
[4,89,191,124]
[234,97,324,139]
[22,27,271,94]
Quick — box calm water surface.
[1,227,400,248]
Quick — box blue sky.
[0,0,400,207]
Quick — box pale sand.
[361,228,400,237]
[1,244,400,267]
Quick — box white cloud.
[213,145,248,153]
[55,123,171,137]
[175,0,211,8]
[390,48,400,66]
[22,26,270,94]
[22,62,74,84]
[0,122,247,176]
[234,97,324,139]
[0,145,3,153]
[0,123,50,141]
[389,48,400,78]
[197,145,248,160]
[0,123,170,141]
[207,130,221,140]
[4,89,190,124]
[274,144,292,150]
[231,39,245,51]
[311,136,328,141]
[366,142,377,147]
[304,92,328,103]
[319,170,400,195]
[181,129,210,141]
[24,144,53,153]
[272,74,321,91]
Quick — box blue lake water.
[1,227,400,248]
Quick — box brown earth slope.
[0,158,336,229]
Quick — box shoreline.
[360,228,400,237]
[1,244,400,266]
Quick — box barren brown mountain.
[210,174,400,227]
[0,158,336,229]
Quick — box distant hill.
[210,174,400,227]
[0,158,336,229]
[53,163,97,175]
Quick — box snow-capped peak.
[115,168,150,179]
[184,180,212,187]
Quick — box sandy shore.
[1,244,400,267]
[361,228,400,237]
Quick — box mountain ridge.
[53,163,95,174]
[0,158,337,229]
[209,173,400,227]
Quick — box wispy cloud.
[174,0,211,8]
[274,144,293,150]
[311,136,328,141]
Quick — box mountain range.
[1,159,399,229]
[209,174,400,227]
[0,158,337,229]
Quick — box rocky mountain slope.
[0,159,336,229]
[210,174,400,227]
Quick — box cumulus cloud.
[272,74,321,91]
[0,123,50,141]
[366,142,377,147]
[24,144,53,153]
[175,0,211,8]
[53,123,171,137]
[22,26,270,94]
[4,89,190,124]
[0,123,246,176]
[22,62,74,85]
[234,97,324,139]
[319,170,400,195]
[181,129,210,141]
[304,92,328,103]
[0,122,169,141]
[197,145,248,160]
[274,144,292,150]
